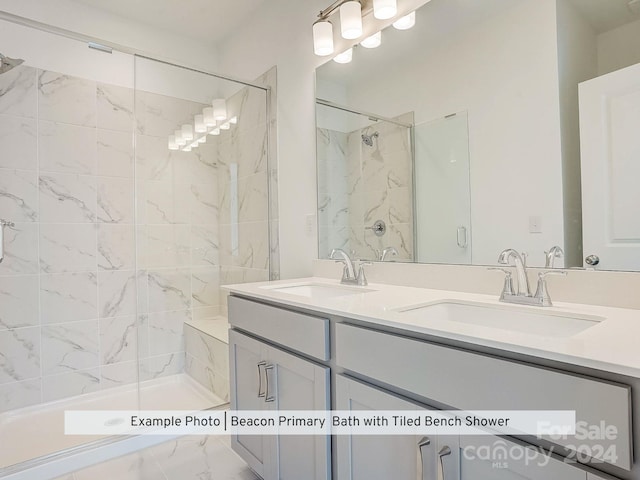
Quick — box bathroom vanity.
[226,278,639,480]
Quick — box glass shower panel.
[0,18,139,473]
[316,103,414,262]
[133,56,270,411]
[414,112,472,264]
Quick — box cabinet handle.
[257,361,267,398]
[417,437,431,480]
[264,364,275,402]
[438,446,452,480]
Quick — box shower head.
[0,54,25,75]
[361,131,379,147]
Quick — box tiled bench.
[184,318,230,403]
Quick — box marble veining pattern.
[39,173,97,223]
[0,115,37,170]
[0,275,39,330]
[38,70,97,126]
[0,168,38,222]
[0,65,37,117]
[41,321,99,375]
[0,66,275,414]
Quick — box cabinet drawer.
[229,295,329,361]
[335,323,632,470]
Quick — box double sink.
[261,282,603,338]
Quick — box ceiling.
[71,0,268,44]
[566,0,640,33]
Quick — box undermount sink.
[397,301,604,337]
[261,283,375,300]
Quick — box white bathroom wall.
[597,18,640,76]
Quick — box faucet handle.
[534,270,567,306]
[356,261,373,286]
[538,270,567,279]
[488,267,515,298]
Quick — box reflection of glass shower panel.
[415,112,472,264]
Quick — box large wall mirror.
[315,0,640,270]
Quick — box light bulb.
[313,21,334,56]
[181,124,194,141]
[220,122,231,130]
[229,116,238,124]
[208,128,221,136]
[333,48,353,64]
[194,114,206,133]
[168,135,178,150]
[393,11,416,30]
[203,107,216,126]
[212,99,227,120]
[360,31,382,49]
[340,1,362,40]
[373,0,397,19]
[198,136,207,144]
[175,129,186,146]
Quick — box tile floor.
[53,436,258,480]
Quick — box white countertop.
[224,277,640,379]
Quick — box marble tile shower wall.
[317,128,350,258]
[217,83,271,317]
[348,120,414,261]
[0,65,140,411]
[0,64,225,412]
[317,120,413,262]
[134,88,221,386]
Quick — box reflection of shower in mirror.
[361,131,379,147]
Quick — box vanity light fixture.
[194,114,206,133]
[181,124,194,141]
[340,1,363,39]
[373,0,396,19]
[313,20,334,56]
[212,98,227,120]
[360,31,382,48]
[175,129,186,146]
[393,11,416,30]
[230,116,238,124]
[202,107,216,126]
[313,1,419,59]
[333,47,353,64]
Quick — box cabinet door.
[459,436,586,480]
[335,375,459,480]
[265,343,331,480]
[229,330,271,478]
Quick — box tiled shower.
[0,28,276,472]
[317,106,413,262]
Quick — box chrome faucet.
[379,247,398,262]
[330,249,370,286]
[330,248,357,284]
[493,248,567,307]
[544,246,564,268]
[497,248,530,296]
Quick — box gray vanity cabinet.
[229,329,331,480]
[336,375,586,480]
